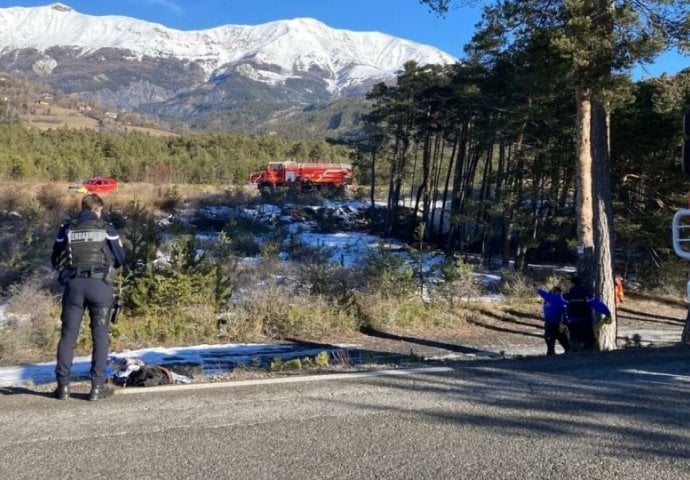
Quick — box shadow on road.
[0,385,94,401]
[318,346,690,461]
[286,336,425,364]
[0,386,53,399]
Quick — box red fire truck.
[249,161,353,194]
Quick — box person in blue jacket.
[538,276,612,352]
[537,286,570,355]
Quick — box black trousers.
[568,319,597,351]
[544,322,570,355]
[55,277,113,387]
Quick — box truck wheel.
[260,183,274,197]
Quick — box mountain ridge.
[0,3,456,91]
[0,3,457,134]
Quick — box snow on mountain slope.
[0,3,457,92]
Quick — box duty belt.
[73,266,110,278]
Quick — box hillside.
[0,73,177,136]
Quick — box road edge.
[116,366,455,395]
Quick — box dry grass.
[20,105,176,137]
[105,183,258,214]
[353,293,472,331]
[228,286,359,340]
[0,181,252,221]
[0,274,60,365]
[499,269,538,305]
[109,304,219,350]
[22,105,100,130]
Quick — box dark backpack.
[565,287,594,322]
[125,366,172,387]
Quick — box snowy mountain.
[0,3,457,132]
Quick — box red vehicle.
[249,161,353,195]
[68,176,119,194]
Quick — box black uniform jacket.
[51,210,126,269]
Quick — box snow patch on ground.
[0,342,358,387]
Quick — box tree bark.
[446,121,469,254]
[575,85,596,287]
[439,133,458,238]
[592,0,617,350]
[592,102,617,350]
[369,150,376,209]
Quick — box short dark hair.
[81,193,104,211]
[570,275,582,286]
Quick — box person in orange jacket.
[614,274,624,304]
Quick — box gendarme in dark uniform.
[51,193,125,401]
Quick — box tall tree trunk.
[477,142,494,262]
[390,134,410,235]
[414,133,431,219]
[410,143,420,209]
[446,122,469,254]
[385,136,401,236]
[503,121,527,267]
[429,135,445,234]
[592,0,617,350]
[439,133,458,239]
[369,150,376,209]
[592,102,617,350]
[575,85,596,288]
[459,147,481,251]
[425,133,442,227]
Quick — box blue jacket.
[51,210,126,269]
[537,289,566,324]
[537,289,611,324]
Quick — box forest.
[351,62,690,279]
[0,125,353,185]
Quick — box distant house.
[104,111,118,120]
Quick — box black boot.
[89,384,114,401]
[54,384,70,400]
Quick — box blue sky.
[1,0,686,79]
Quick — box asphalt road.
[1,348,689,480]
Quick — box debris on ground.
[109,357,193,387]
